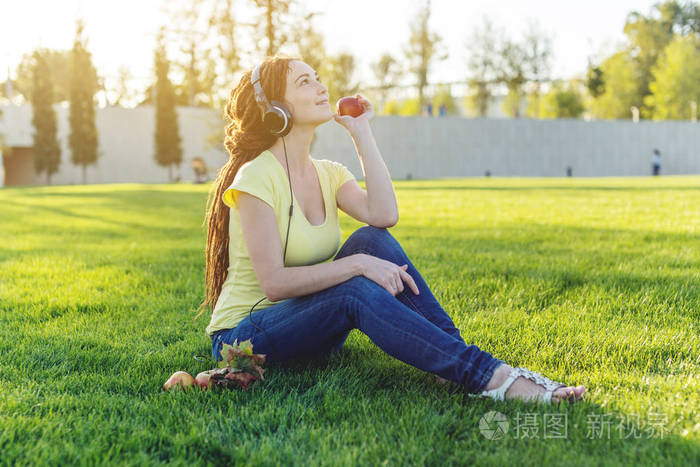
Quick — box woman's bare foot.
[484,363,586,403]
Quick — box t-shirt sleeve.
[326,160,356,196]
[222,161,275,209]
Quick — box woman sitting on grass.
[197,55,586,404]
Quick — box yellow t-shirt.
[205,149,356,337]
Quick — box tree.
[464,16,501,117]
[321,52,360,110]
[387,97,421,117]
[589,50,641,119]
[371,53,404,115]
[521,19,554,118]
[173,49,217,107]
[68,19,99,184]
[153,27,184,182]
[431,84,459,115]
[538,79,585,119]
[251,0,299,57]
[498,39,528,117]
[208,0,244,109]
[13,49,72,104]
[111,65,136,107]
[403,0,447,112]
[292,10,327,73]
[623,0,700,117]
[289,7,329,154]
[162,0,218,107]
[585,62,605,98]
[30,50,62,184]
[384,99,401,115]
[644,33,700,120]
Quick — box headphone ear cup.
[267,100,292,137]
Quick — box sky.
[1,0,661,102]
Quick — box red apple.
[163,371,195,391]
[337,96,363,118]
[194,370,215,390]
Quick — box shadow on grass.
[395,223,699,300]
[0,197,199,236]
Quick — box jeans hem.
[473,358,506,394]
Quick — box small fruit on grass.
[336,96,363,118]
[194,370,215,390]
[163,371,195,391]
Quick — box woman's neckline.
[264,150,328,228]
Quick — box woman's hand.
[332,94,375,137]
[356,253,420,297]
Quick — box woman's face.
[282,60,331,127]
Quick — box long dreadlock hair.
[194,55,299,321]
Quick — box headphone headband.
[251,63,268,107]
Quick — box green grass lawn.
[1,176,698,465]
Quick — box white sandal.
[479,366,573,404]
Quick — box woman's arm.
[236,190,365,302]
[267,254,364,302]
[349,124,399,225]
[334,94,399,225]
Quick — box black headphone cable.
[246,136,293,358]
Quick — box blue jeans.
[211,225,505,394]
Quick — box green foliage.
[14,49,74,103]
[154,28,184,182]
[172,53,218,108]
[464,80,492,117]
[622,0,700,117]
[30,50,62,184]
[524,90,541,118]
[464,17,500,117]
[590,51,641,120]
[644,34,700,120]
[498,40,528,118]
[403,1,447,110]
[399,97,421,116]
[538,80,585,119]
[501,87,524,118]
[379,97,422,116]
[586,64,605,98]
[319,53,359,110]
[371,53,404,114]
[293,11,327,75]
[383,99,401,115]
[0,179,698,463]
[431,84,459,115]
[580,1,700,120]
[68,19,99,184]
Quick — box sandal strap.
[479,367,519,402]
[480,366,567,403]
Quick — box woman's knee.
[335,225,402,261]
[351,225,391,244]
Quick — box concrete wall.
[314,116,700,179]
[0,104,227,186]
[1,103,698,187]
